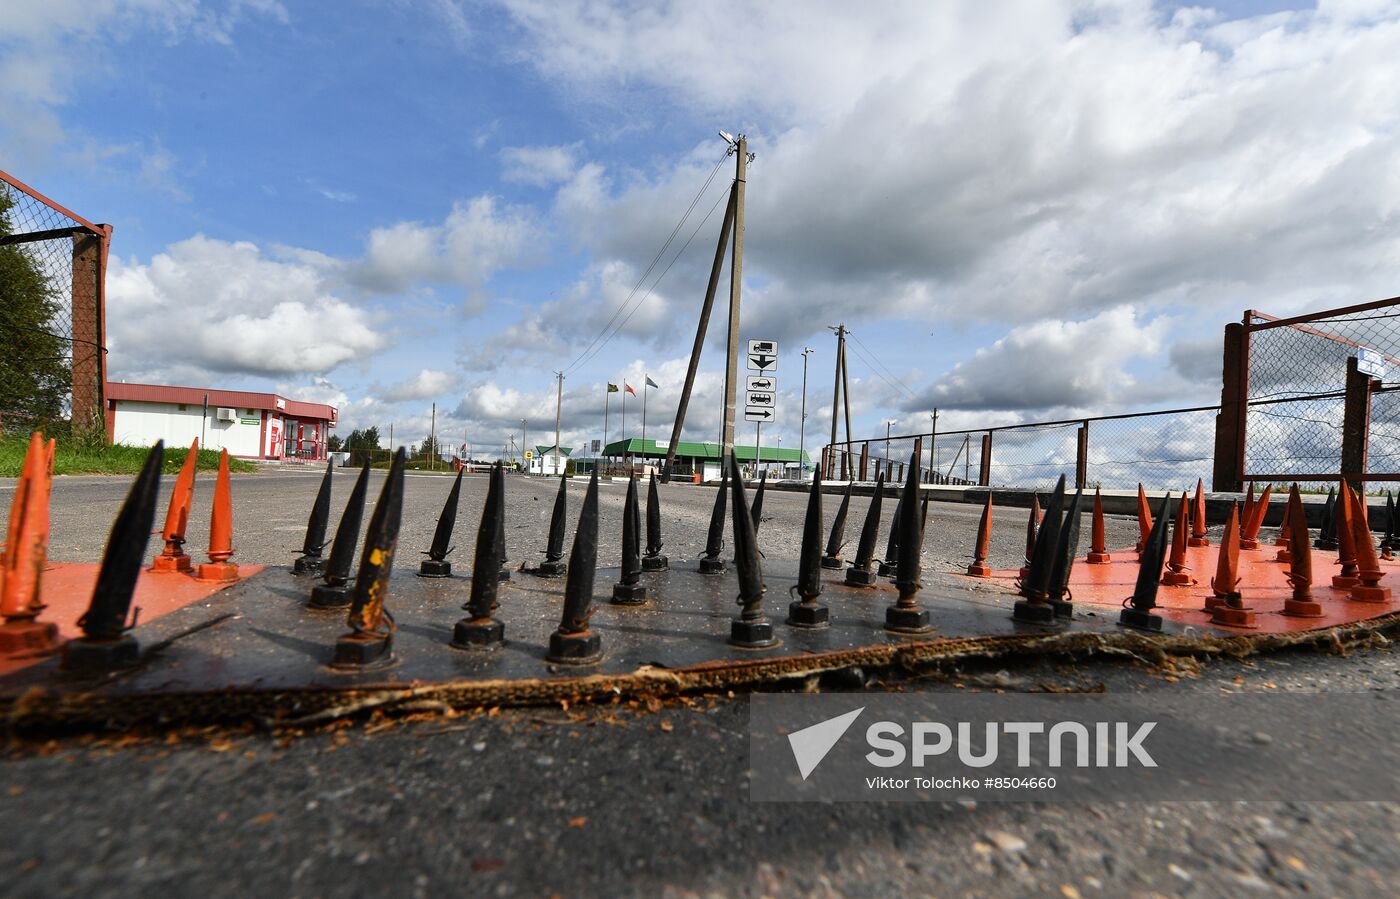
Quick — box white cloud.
[500,142,581,186]
[382,368,458,402]
[106,235,385,379]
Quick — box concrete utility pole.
[554,371,564,477]
[429,402,436,471]
[720,134,749,457]
[521,419,527,472]
[928,408,938,483]
[827,325,853,478]
[799,346,813,478]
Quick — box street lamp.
[799,346,814,479]
[521,419,527,472]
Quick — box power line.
[845,331,919,403]
[562,153,729,376]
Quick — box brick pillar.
[69,227,108,431]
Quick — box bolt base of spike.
[1049,598,1074,619]
[417,559,453,578]
[150,552,193,573]
[698,557,727,574]
[1275,548,1292,564]
[1087,552,1111,564]
[1161,570,1194,586]
[60,635,141,673]
[1315,538,1339,551]
[451,617,505,649]
[547,630,603,665]
[1203,595,1226,614]
[641,555,669,572]
[1350,584,1393,603]
[729,617,778,648]
[331,633,393,669]
[820,556,844,570]
[1282,598,1324,617]
[844,567,879,587]
[531,560,568,578]
[884,605,932,634]
[196,561,240,582]
[292,556,326,577]
[1209,605,1257,628]
[0,619,60,654]
[309,583,353,608]
[1188,537,1210,547]
[611,582,648,605]
[1240,538,1260,550]
[877,561,897,577]
[1012,599,1056,624]
[965,563,993,578]
[1332,575,1361,590]
[1118,607,1163,631]
[786,600,829,628]
[497,567,512,582]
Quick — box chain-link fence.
[0,169,108,434]
[1242,301,1400,480]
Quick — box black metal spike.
[787,469,829,628]
[1384,491,1396,554]
[821,480,854,569]
[886,453,932,634]
[642,472,668,571]
[845,472,885,586]
[293,460,334,576]
[419,466,464,578]
[750,471,767,532]
[1014,475,1066,624]
[334,448,406,667]
[309,461,371,608]
[878,488,904,577]
[493,463,510,581]
[1315,487,1337,551]
[1120,495,1174,631]
[699,466,728,574]
[612,474,647,604]
[549,470,603,664]
[453,461,506,648]
[1047,488,1084,618]
[63,442,165,672]
[728,455,776,647]
[533,474,570,578]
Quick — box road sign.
[746,375,776,392]
[523,450,534,459]
[747,337,778,372]
[744,406,775,422]
[747,391,775,407]
[1359,347,1386,379]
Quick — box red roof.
[106,382,336,421]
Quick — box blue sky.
[4,0,1399,460]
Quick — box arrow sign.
[748,353,777,372]
[747,392,775,407]
[746,376,776,392]
[744,406,774,422]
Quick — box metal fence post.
[978,432,992,486]
[1341,355,1375,494]
[1212,320,1247,491]
[1075,422,1088,489]
[859,442,869,482]
[913,436,923,482]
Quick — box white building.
[106,382,337,461]
[528,444,572,476]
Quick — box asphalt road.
[1,468,1397,897]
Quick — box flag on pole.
[624,382,636,397]
[645,376,659,389]
[607,383,619,393]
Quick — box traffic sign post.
[745,339,779,475]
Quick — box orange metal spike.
[1274,482,1295,563]
[1162,492,1194,586]
[1241,484,1271,550]
[1134,484,1152,553]
[1087,487,1110,563]
[196,449,239,582]
[966,493,993,577]
[1332,482,1360,590]
[1017,496,1040,580]
[1241,483,1255,538]
[151,438,199,573]
[1189,479,1209,547]
[1282,486,1323,617]
[1204,503,1240,613]
[0,433,60,653]
[1349,485,1392,603]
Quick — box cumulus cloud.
[106,235,385,379]
[500,142,581,186]
[382,368,458,402]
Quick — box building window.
[247,409,256,416]
[178,404,186,411]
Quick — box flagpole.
[604,388,610,462]
[642,373,648,474]
[622,388,627,468]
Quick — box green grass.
[0,434,259,477]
